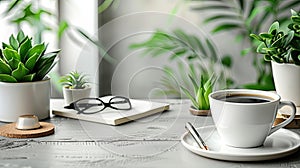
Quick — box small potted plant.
[250,9,300,106]
[60,71,91,105]
[180,74,216,116]
[0,30,60,122]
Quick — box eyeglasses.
[64,96,132,114]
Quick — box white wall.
[99,0,256,98]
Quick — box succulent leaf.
[0,58,12,74]
[26,43,46,61]
[3,48,20,62]
[268,21,279,34]
[19,37,32,62]
[8,58,19,70]
[2,42,12,49]
[12,62,30,81]
[22,73,36,82]
[9,35,18,50]
[0,74,17,82]
[25,53,39,71]
[17,30,25,43]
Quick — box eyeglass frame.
[64,96,132,114]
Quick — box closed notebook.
[51,96,170,125]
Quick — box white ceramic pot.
[62,86,91,105]
[272,61,300,106]
[0,79,50,122]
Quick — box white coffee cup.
[209,89,296,148]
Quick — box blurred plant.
[250,10,300,65]
[181,74,216,110]
[0,30,59,82]
[130,29,233,97]
[2,0,116,63]
[59,71,89,89]
[189,0,300,90]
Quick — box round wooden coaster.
[0,122,55,138]
[274,113,300,129]
[189,108,211,116]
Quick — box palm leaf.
[211,23,242,33]
[204,14,239,24]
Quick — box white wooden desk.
[0,99,299,168]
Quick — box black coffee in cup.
[220,94,272,103]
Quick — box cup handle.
[269,101,296,135]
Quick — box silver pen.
[185,122,209,150]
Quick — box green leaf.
[264,55,272,61]
[206,39,217,61]
[12,62,30,81]
[9,35,18,50]
[204,14,238,24]
[76,28,116,64]
[25,53,39,71]
[283,31,294,48]
[259,33,273,39]
[3,48,20,62]
[271,55,283,63]
[0,59,12,74]
[221,56,232,67]
[191,35,207,56]
[19,37,32,62]
[35,55,58,80]
[170,48,187,60]
[211,23,241,34]
[188,74,199,96]
[268,21,279,34]
[250,34,263,41]
[191,5,233,11]
[57,21,69,40]
[181,86,198,109]
[2,43,13,50]
[17,30,25,43]
[257,43,266,54]
[246,7,260,27]
[8,58,19,70]
[0,74,17,83]
[22,73,36,82]
[241,48,251,56]
[98,0,114,13]
[26,43,46,61]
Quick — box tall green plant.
[130,29,233,97]
[189,0,300,90]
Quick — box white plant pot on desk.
[272,61,300,106]
[62,86,91,105]
[0,79,50,122]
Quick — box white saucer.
[181,125,300,161]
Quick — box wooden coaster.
[0,122,55,138]
[274,113,300,129]
[189,108,211,116]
